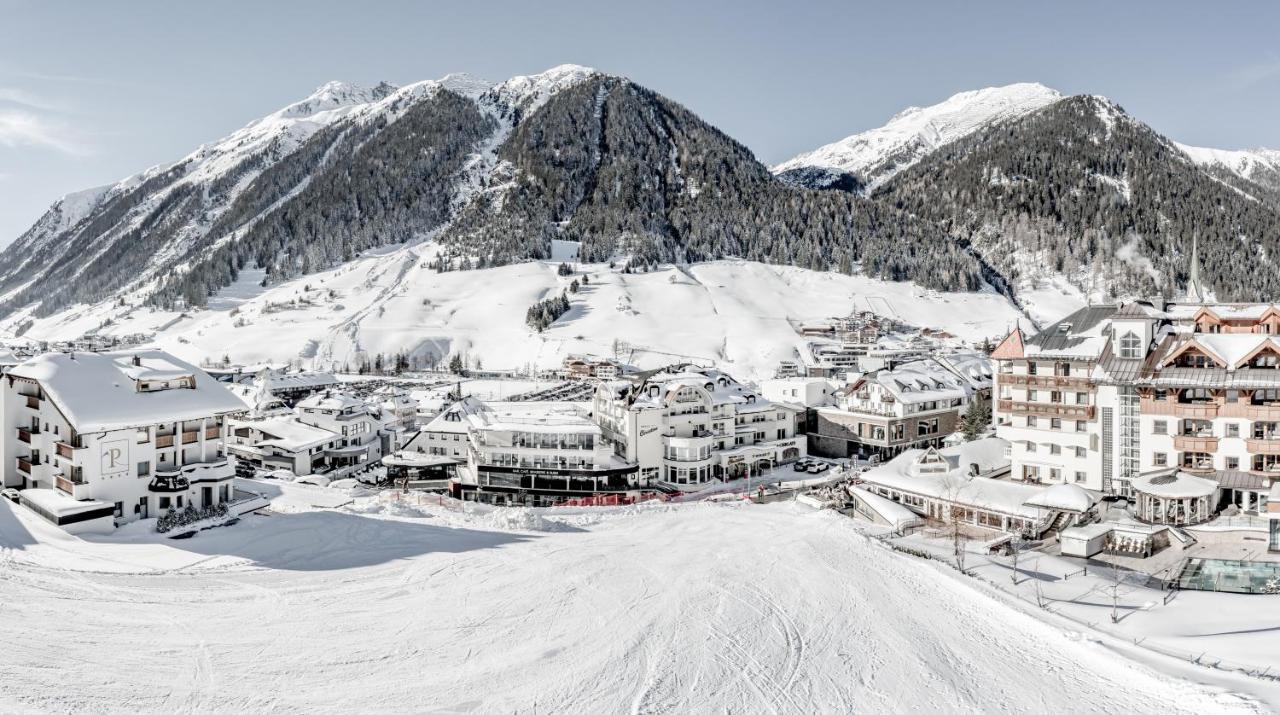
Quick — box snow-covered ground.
[0,484,1273,713]
[9,250,1024,382]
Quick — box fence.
[873,532,1280,684]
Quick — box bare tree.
[949,503,968,574]
[1106,561,1127,623]
[1009,533,1025,584]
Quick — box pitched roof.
[990,328,1025,360]
[10,350,246,433]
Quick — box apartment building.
[993,298,1280,514]
[419,399,640,506]
[810,355,990,460]
[227,390,384,476]
[3,350,246,532]
[593,366,805,489]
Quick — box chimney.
[132,355,142,366]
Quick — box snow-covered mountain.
[1176,143,1280,204]
[774,83,1064,190]
[0,64,989,336]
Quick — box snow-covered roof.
[623,366,775,412]
[859,439,1044,519]
[935,352,994,390]
[10,350,247,433]
[1131,470,1219,499]
[1022,483,1096,513]
[847,486,926,529]
[297,391,365,412]
[382,451,457,468]
[871,358,973,405]
[19,488,111,517]
[263,371,338,392]
[238,417,337,452]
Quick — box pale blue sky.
[2,0,1278,243]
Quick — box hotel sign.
[100,438,130,478]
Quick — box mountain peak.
[775,81,1064,189]
[492,64,601,114]
[276,80,398,119]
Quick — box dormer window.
[1119,331,1141,359]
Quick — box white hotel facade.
[3,351,248,532]
[993,297,1280,514]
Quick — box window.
[1027,362,1038,375]
[1028,389,1039,402]
[1026,442,1037,453]
[1075,420,1086,433]
[1050,418,1062,430]
[1226,456,1240,470]
[1049,468,1062,481]
[1049,444,1061,455]
[1152,420,1167,435]
[1074,471,1086,483]
[136,461,150,477]
[113,502,123,518]
[159,496,171,510]
[1027,416,1038,428]
[1075,446,1086,458]
[1119,331,1142,359]
[1075,392,1088,405]
[1153,452,1168,467]
[1226,423,1240,438]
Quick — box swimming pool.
[1176,558,1280,594]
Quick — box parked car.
[1,488,19,503]
[792,460,811,472]
[806,462,830,474]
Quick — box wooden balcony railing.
[1173,435,1219,452]
[1246,438,1280,456]
[17,458,31,474]
[205,426,220,439]
[25,395,39,410]
[996,399,1096,421]
[17,428,31,444]
[156,434,175,448]
[1219,403,1280,420]
[998,373,1094,390]
[1139,399,1220,418]
[55,442,75,459]
[181,430,199,444]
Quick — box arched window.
[1119,331,1142,359]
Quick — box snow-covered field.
[0,485,1271,713]
[8,249,1026,381]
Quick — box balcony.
[999,373,1094,389]
[181,430,199,444]
[1219,403,1280,420]
[1173,435,1219,452]
[1139,399,1219,418]
[996,399,1095,421]
[55,474,88,499]
[156,434,175,448]
[16,457,31,474]
[55,441,77,460]
[17,427,32,444]
[25,395,39,410]
[205,425,221,439]
[1247,438,1280,456]
[148,474,190,492]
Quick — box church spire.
[1186,233,1205,303]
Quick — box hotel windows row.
[1025,442,1087,458]
[1025,416,1088,432]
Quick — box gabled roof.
[10,350,246,433]
[990,328,1025,360]
[1158,338,1227,369]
